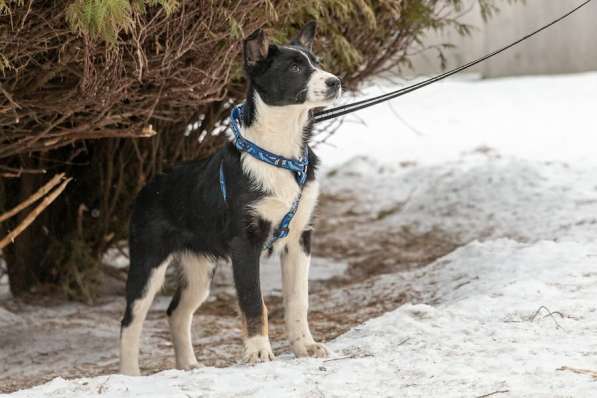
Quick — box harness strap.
[272,192,302,241]
[220,104,309,251]
[219,161,227,203]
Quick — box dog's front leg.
[230,237,274,363]
[281,229,329,358]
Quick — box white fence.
[410,0,597,77]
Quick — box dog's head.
[243,21,341,108]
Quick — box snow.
[316,72,597,167]
[326,156,597,244]
[4,72,597,397]
[7,240,597,397]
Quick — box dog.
[119,21,342,376]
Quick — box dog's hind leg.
[167,252,215,370]
[230,236,273,363]
[281,229,329,358]
[120,255,171,376]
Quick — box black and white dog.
[119,21,341,376]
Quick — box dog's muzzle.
[325,77,342,99]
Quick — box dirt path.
[0,188,459,394]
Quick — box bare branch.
[0,173,65,223]
[0,176,72,250]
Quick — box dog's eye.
[290,64,302,73]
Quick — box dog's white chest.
[242,156,319,247]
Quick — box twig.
[386,100,424,136]
[475,390,509,398]
[102,264,128,282]
[0,173,65,223]
[530,306,564,330]
[0,164,46,176]
[0,176,72,249]
[557,366,597,380]
[323,353,374,363]
[97,375,111,394]
[0,83,21,109]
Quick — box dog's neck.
[241,92,309,159]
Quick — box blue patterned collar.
[230,104,308,185]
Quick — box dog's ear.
[292,20,317,50]
[244,28,270,66]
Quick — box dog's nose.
[325,77,341,89]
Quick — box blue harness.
[220,104,309,251]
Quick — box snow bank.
[7,239,596,398]
[326,156,597,244]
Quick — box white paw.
[244,335,275,364]
[293,341,330,358]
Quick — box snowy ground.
[7,239,597,397]
[316,72,597,166]
[2,72,597,397]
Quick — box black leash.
[313,0,594,124]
